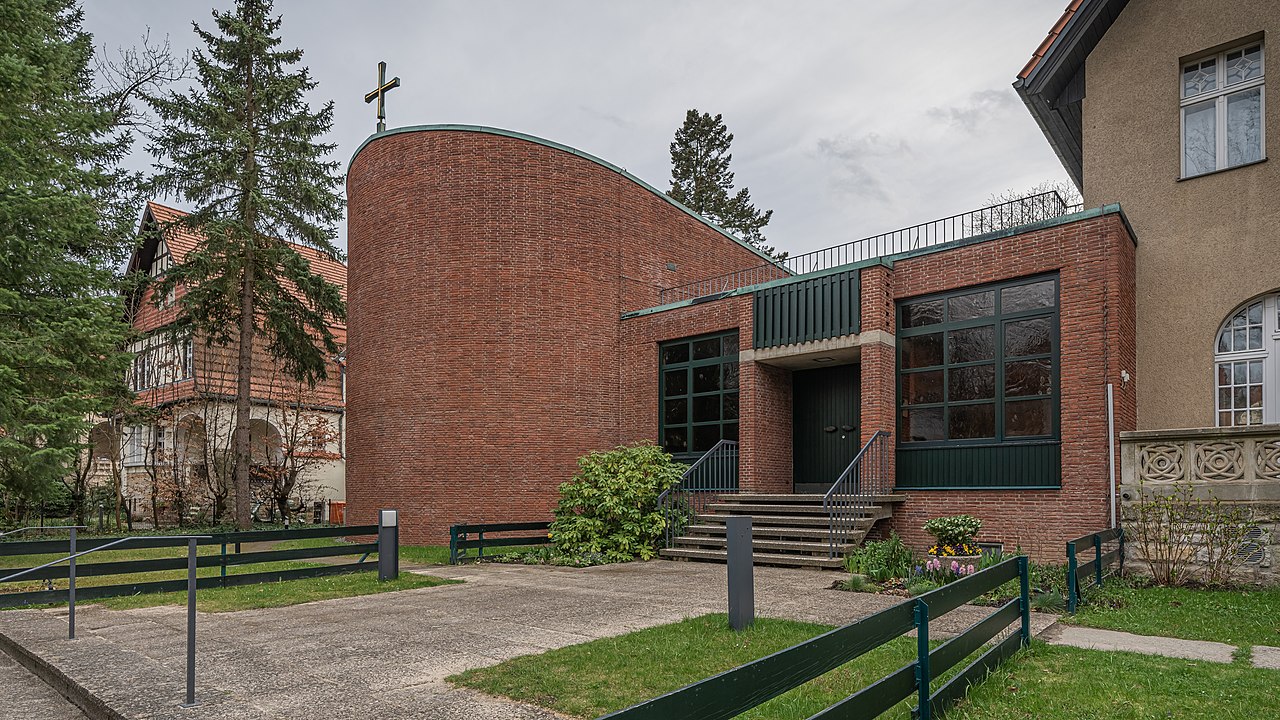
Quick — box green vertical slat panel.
[895,444,1061,489]
[752,270,861,349]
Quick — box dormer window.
[152,239,173,277]
[1181,41,1265,178]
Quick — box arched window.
[1215,294,1280,426]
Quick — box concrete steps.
[659,491,904,570]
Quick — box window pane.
[1183,58,1216,97]
[692,338,721,360]
[693,365,720,393]
[1005,358,1053,397]
[662,343,689,365]
[949,403,995,439]
[663,399,686,425]
[723,393,739,420]
[948,365,995,401]
[1004,318,1052,357]
[903,370,943,405]
[902,407,944,442]
[663,369,687,397]
[1227,88,1263,167]
[1249,359,1264,383]
[722,423,738,443]
[1225,45,1263,85]
[663,427,687,453]
[1006,399,1053,437]
[947,291,994,321]
[1218,388,1232,409]
[1001,280,1056,312]
[722,362,739,390]
[1183,100,1217,176]
[948,326,995,363]
[721,333,739,356]
[692,425,720,452]
[901,333,944,368]
[902,299,943,328]
[693,395,720,423]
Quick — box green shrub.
[908,579,940,597]
[923,515,982,550]
[1031,590,1066,613]
[841,573,876,593]
[549,442,685,563]
[845,533,917,582]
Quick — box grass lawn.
[1066,584,1280,648]
[450,614,1277,720]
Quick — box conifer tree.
[146,0,345,529]
[668,109,780,258]
[0,0,137,501]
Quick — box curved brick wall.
[345,126,769,543]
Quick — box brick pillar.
[857,265,897,482]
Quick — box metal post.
[1095,534,1104,588]
[67,527,76,640]
[182,538,198,708]
[726,515,754,631]
[1066,541,1078,614]
[915,599,931,720]
[378,510,399,581]
[1018,555,1031,646]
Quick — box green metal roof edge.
[348,124,779,265]
[619,204,1135,320]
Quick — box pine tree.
[668,109,780,258]
[0,0,136,501]
[146,0,345,529]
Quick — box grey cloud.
[815,134,913,202]
[927,89,1019,133]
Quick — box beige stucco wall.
[1083,0,1280,430]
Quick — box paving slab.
[1044,624,1237,663]
[0,560,1056,719]
[1253,645,1280,670]
[0,650,89,720]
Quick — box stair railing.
[658,440,739,549]
[822,431,892,559]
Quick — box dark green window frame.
[659,330,740,460]
[896,274,1060,449]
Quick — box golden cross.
[364,61,400,133]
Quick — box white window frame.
[1181,41,1266,178]
[1215,293,1280,427]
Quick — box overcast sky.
[83,1,1071,257]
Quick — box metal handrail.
[822,431,892,559]
[0,532,212,707]
[659,191,1077,305]
[658,440,740,549]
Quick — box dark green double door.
[793,364,860,492]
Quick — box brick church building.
[346,0,1279,569]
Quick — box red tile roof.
[1018,0,1086,80]
[144,201,347,301]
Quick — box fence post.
[219,540,227,588]
[1018,555,1031,646]
[1118,527,1126,576]
[182,538,198,708]
[1066,541,1078,614]
[915,599,931,720]
[448,525,459,565]
[1094,533,1104,589]
[726,516,754,631]
[67,527,76,640]
[378,510,399,582]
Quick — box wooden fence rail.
[1065,527,1124,613]
[598,556,1031,720]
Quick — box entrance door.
[793,364,860,492]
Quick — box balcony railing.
[659,191,1081,305]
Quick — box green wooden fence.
[1066,527,1124,613]
[449,521,552,564]
[599,556,1030,720]
[0,524,379,608]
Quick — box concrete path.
[0,650,88,720]
[1043,624,1238,663]
[0,560,1055,720]
[1253,645,1280,669]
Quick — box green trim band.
[348,124,778,265]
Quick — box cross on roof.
[364,61,400,133]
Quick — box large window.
[659,330,739,457]
[1215,294,1280,426]
[1182,41,1265,178]
[898,276,1059,445]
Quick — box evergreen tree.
[668,109,780,258]
[0,0,136,501]
[146,0,345,529]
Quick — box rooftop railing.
[658,191,1081,305]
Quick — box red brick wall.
[876,212,1137,560]
[346,128,771,543]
